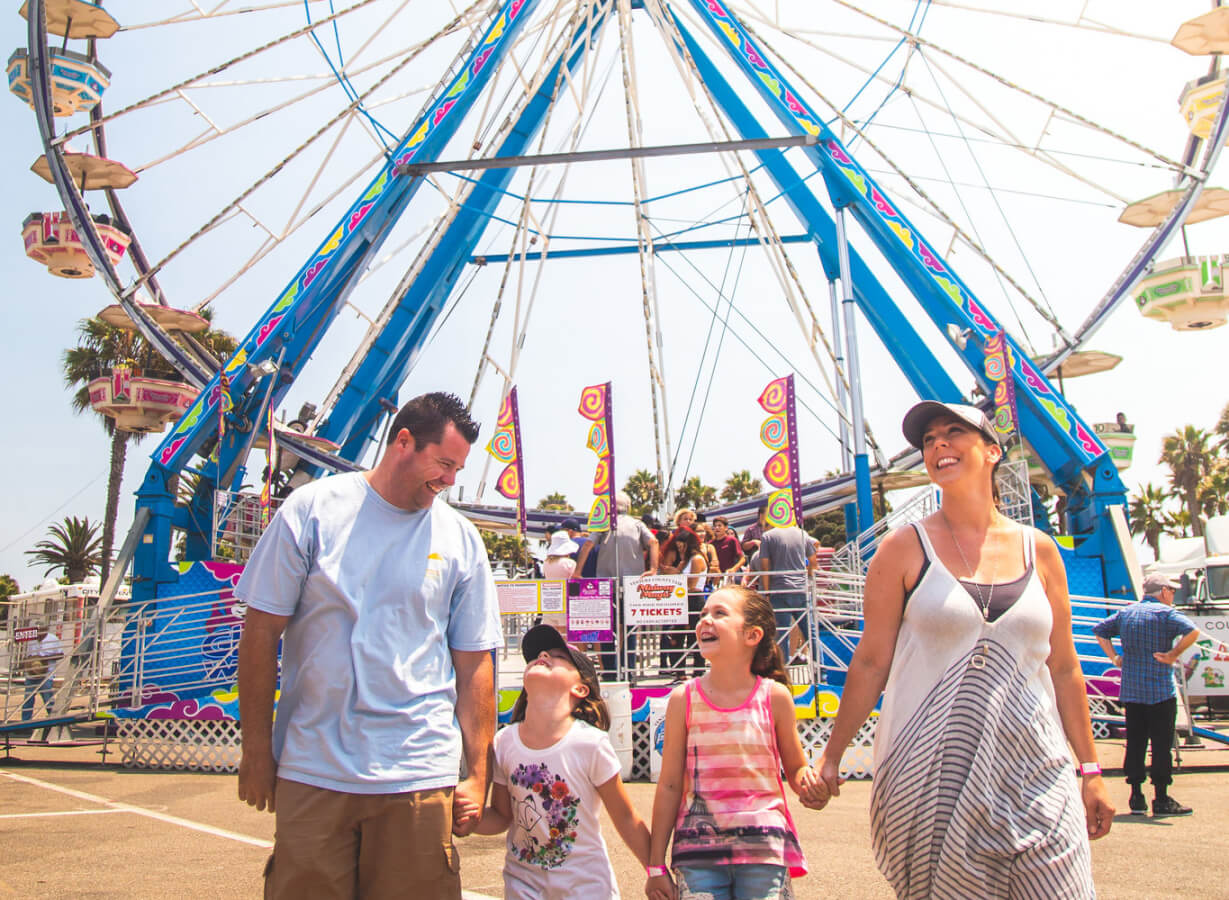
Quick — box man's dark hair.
[714,516,729,527]
[387,392,480,448]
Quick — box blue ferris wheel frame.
[103,0,1133,605]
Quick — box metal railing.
[212,489,282,563]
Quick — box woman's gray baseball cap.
[902,400,1001,450]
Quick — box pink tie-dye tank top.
[670,676,807,876]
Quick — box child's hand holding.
[451,791,483,836]
[645,870,676,900]
[796,765,831,810]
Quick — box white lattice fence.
[116,715,878,779]
[118,719,242,772]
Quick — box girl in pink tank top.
[646,586,828,900]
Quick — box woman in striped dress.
[816,401,1114,899]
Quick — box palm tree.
[721,469,763,502]
[1128,482,1170,558]
[1163,508,1192,539]
[623,469,664,517]
[1160,426,1214,538]
[25,516,102,583]
[674,476,718,512]
[63,313,236,583]
[1216,401,1229,455]
[536,492,573,512]
[0,574,18,626]
[1199,461,1229,519]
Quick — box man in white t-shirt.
[236,392,501,899]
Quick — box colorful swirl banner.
[592,457,611,495]
[756,374,803,530]
[496,392,515,428]
[578,384,608,421]
[983,331,1019,443]
[486,427,516,464]
[763,449,791,488]
[495,463,520,501]
[764,489,796,529]
[757,376,789,414]
[580,382,616,533]
[484,386,526,534]
[587,494,611,533]
[760,414,787,451]
[587,422,609,458]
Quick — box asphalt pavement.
[2,737,1226,899]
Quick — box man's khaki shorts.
[264,778,460,900]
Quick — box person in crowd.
[642,514,670,550]
[758,521,817,660]
[562,516,594,580]
[22,625,63,741]
[576,492,659,674]
[472,625,650,899]
[541,530,579,636]
[236,392,501,899]
[1094,572,1201,817]
[646,586,826,900]
[740,503,769,558]
[710,516,746,578]
[697,523,722,583]
[660,527,709,676]
[814,401,1112,898]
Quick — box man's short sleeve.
[446,525,501,652]
[234,502,311,616]
[1092,612,1119,639]
[1166,607,1198,639]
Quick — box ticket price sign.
[623,574,688,625]
[495,580,566,617]
[567,578,614,643]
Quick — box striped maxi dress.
[869,525,1094,899]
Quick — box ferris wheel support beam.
[666,16,962,404]
[834,209,874,535]
[684,0,1134,598]
[131,0,544,604]
[315,6,613,462]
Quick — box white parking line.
[1,771,274,848]
[0,808,130,819]
[2,771,502,898]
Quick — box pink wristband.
[646,866,668,878]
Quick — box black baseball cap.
[521,624,601,692]
[902,400,1000,450]
[560,517,582,532]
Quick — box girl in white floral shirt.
[472,625,650,899]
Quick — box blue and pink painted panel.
[107,561,246,721]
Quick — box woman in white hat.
[540,530,579,635]
[815,401,1113,898]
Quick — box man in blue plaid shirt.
[1095,573,1200,817]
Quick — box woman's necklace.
[939,510,997,669]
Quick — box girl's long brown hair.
[715,585,790,687]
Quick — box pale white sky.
[2,0,1225,589]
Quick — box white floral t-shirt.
[493,719,622,899]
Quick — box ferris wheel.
[13,0,1229,599]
